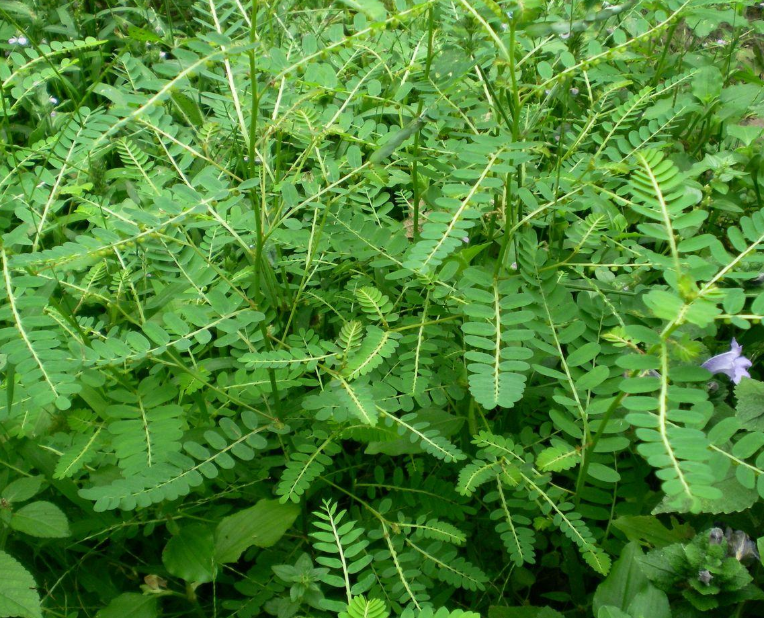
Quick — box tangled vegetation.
[1,0,764,617]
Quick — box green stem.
[493,20,522,278]
[411,6,435,242]
[576,318,685,502]
[248,0,266,303]
[390,315,459,332]
[467,397,478,436]
[734,601,745,618]
[651,20,679,86]
[494,171,514,278]
[507,22,521,141]
[574,391,627,503]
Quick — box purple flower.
[701,339,752,384]
[698,569,713,585]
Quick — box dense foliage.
[1,0,764,616]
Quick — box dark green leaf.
[163,525,217,583]
[96,593,158,618]
[214,499,300,564]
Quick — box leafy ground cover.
[1,0,764,617]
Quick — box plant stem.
[411,6,435,242]
[651,20,679,86]
[248,3,264,303]
[507,22,521,141]
[494,20,522,278]
[574,391,627,503]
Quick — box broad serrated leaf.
[0,551,42,618]
[10,501,70,538]
[736,378,764,432]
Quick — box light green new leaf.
[214,499,300,564]
[341,596,390,618]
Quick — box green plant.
[639,528,764,612]
[1,0,764,617]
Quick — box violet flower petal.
[701,338,752,385]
